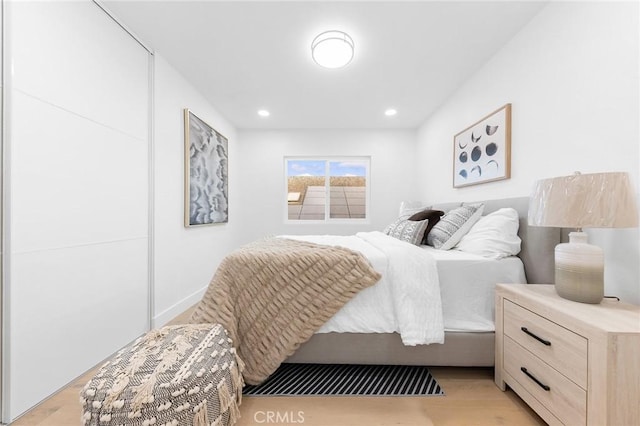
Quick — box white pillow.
[426,204,484,250]
[454,207,521,259]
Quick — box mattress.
[422,247,526,332]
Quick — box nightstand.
[495,284,640,426]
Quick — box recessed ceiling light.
[385,109,397,116]
[311,30,354,69]
[258,109,270,117]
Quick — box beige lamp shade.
[528,172,639,229]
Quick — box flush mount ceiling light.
[311,30,354,69]
[385,108,397,117]
[257,109,270,117]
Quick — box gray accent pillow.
[426,204,485,250]
[383,217,431,246]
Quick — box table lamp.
[528,171,639,303]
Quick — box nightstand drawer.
[504,336,586,426]
[504,299,587,388]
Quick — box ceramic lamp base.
[554,231,604,304]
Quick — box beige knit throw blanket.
[190,237,382,385]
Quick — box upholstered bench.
[80,323,244,426]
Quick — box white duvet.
[281,231,444,345]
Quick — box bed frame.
[286,197,565,366]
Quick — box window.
[286,157,370,222]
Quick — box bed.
[190,197,565,383]
[284,197,564,367]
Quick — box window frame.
[284,156,371,224]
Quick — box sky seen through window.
[287,160,366,177]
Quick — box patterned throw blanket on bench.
[190,237,381,385]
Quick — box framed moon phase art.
[453,104,511,188]
[184,109,229,227]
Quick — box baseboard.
[152,286,206,328]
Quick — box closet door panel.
[10,1,148,141]
[10,92,148,253]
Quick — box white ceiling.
[102,1,547,130]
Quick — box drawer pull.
[521,327,551,346]
[521,367,551,391]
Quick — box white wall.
[5,1,150,420]
[416,2,640,302]
[153,54,238,327]
[235,130,418,244]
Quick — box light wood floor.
[10,308,545,426]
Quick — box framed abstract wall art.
[184,109,229,226]
[453,103,511,188]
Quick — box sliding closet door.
[5,0,150,420]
